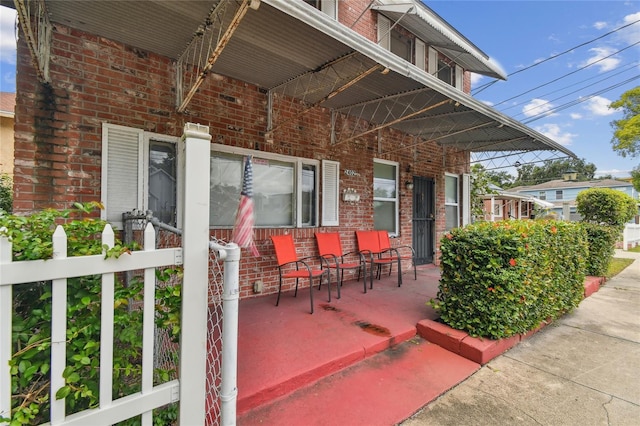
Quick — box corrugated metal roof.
[28,0,574,157]
[511,179,633,192]
[372,0,506,79]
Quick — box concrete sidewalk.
[401,250,640,426]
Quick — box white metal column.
[179,123,212,425]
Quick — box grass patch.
[627,245,640,253]
[607,257,634,279]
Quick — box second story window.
[539,191,546,201]
[428,47,464,91]
[303,0,337,19]
[556,190,563,200]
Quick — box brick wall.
[14,17,469,299]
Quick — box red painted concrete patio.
[236,264,482,425]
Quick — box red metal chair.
[355,230,402,289]
[270,234,330,314]
[315,232,367,298]
[377,230,417,280]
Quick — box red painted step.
[237,338,479,426]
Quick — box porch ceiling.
[24,0,574,158]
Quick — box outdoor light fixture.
[405,181,414,190]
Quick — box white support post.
[179,123,211,425]
[220,243,241,426]
[0,230,12,422]
[50,225,68,423]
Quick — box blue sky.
[428,0,640,178]
[1,2,639,178]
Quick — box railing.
[0,223,182,425]
[623,223,640,249]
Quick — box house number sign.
[344,169,360,177]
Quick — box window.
[102,123,180,229]
[556,190,563,200]
[377,15,415,66]
[210,144,327,228]
[493,201,503,218]
[444,174,459,231]
[373,159,398,235]
[539,191,546,200]
[428,47,464,90]
[303,0,337,19]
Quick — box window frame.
[101,123,181,229]
[211,143,321,229]
[539,191,546,200]
[555,190,563,200]
[373,158,399,236]
[444,173,460,231]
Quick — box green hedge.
[432,220,587,339]
[580,222,618,276]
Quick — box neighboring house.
[511,177,639,221]
[479,184,553,221]
[0,92,15,177]
[7,0,574,296]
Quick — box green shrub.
[580,223,618,276]
[0,203,181,425]
[576,187,637,229]
[0,173,12,213]
[432,220,587,339]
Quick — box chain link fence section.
[123,210,226,425]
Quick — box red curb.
[418,276,604,365]
[583,275,605,298]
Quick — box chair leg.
[413,259,417,280]
[336,268,341,299]
[294,278,299,297]
[309,274,314,314]
[276,274,283,306]
[325,270,331,303]
[362,263,367,293]
[397,258,402,287]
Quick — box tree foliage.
[0,173,12,213]
[512,158,596,187]
[610,86,640,158]
[631,165,640,192]
[469,164,497,221]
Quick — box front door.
[412,176,434,264]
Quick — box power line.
[493,40,640,108]
[472,18,640,96]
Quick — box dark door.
[412,177,434,264]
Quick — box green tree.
[0,173,12,213]
[512,158,596,186]
[485,170,515,188]
[632,165,640,192]
[470,164,497,221]
[610,86,640,158]
[576,187,637,229]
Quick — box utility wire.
[492,40,640,108]
[472,18,640,96]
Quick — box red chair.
[315,232,367,298]
[355,230,402,289]
[270,234,330,314]
[377,230,417,280]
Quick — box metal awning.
[371,1,506,79]
[11,0,575,159]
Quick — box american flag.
[232,155,259,256]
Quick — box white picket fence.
[623,223,640,249]
[0,223,183,425]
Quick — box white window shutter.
[455,65,464,90]
[101,123,144,229]
[322,160,340,226]
[462,173,471,226]
[415,39,426,71]
[428,47,438,75]
[377,15,390,50]
[321,0,337,19]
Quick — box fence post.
[50,225,68,423]
[0,230,12,421]
[179,123,211,425]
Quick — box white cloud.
[470,72,483,87]
[521,98,555,118]
[583,95,616,116]
[570,112,582,120]
[618,11,640,46]
[595,168,632,177]
[579,47,621,73]
[0,6,17,65]
[593,21,608,30]
[533,123,577,146]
